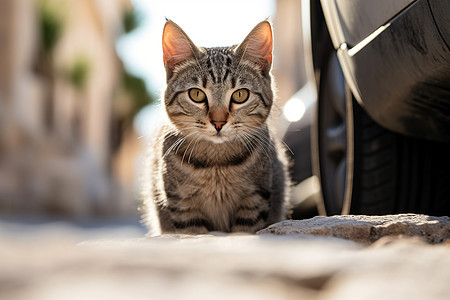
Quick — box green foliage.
[122,8,142,34]
[122,69,155,115]
[119,7,152,120]
[37,0,64,54]
[66,55,91,91]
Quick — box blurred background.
[0,0,309,233]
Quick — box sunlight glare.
[283,97,306,123]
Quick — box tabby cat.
[142,20,290,235]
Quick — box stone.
[0,215,449,299]
[258,214,450,244]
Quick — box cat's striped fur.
[142,20,290,235]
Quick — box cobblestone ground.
[1,214,449,300]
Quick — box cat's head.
[162,20,274,144]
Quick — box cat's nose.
[211,120,227,132]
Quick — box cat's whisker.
[181,132,201,165]
[244,126,274,146]
[238,132,263,166]
[238,132,254,155]
[177,126,203,133]
[172,122,207,131]
[236,133,249,154]
[151,129,177,147]
[244,124,293,155]
[280,140,294,156]
[243,130,274,163]
[161,140,180,160]
[188,133,203,164]
[245,126,274,145]
[158,125,204,161]
[174,137,187,154]
[173,131,200,157]
[162,136,186,160]
[171,121,198,125]
[241,131,265,165]
[174,132,197,155]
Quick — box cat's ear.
[162,20,200,72]
[235,20,273,70]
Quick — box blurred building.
[0,0,143,217]
[0,0,308,218]
[273,0,308,106]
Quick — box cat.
[142,20,290,235]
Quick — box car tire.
[313,51,450,216]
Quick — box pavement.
[0,214,449,300]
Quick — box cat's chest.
[193,167,248,204]
[162,146,272,231]
[188,167,259,231]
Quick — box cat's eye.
[189,88,207,103]
[231,89,249,104]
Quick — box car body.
[324,0,450,142]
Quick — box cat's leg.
[231,202,270,233]
[171,217,210,235]
[158,205,211,235]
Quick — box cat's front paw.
[171,226,209,235]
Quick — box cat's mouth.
[208,132,229,144]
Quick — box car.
[285,0,450,217]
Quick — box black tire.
[313,51,450,216]
[350,98,450,215]
[312,52,348,215]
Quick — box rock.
[258,214,450,244]
[1,233,449,300]
[1,216,449,299]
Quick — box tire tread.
[350,99,450,216]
